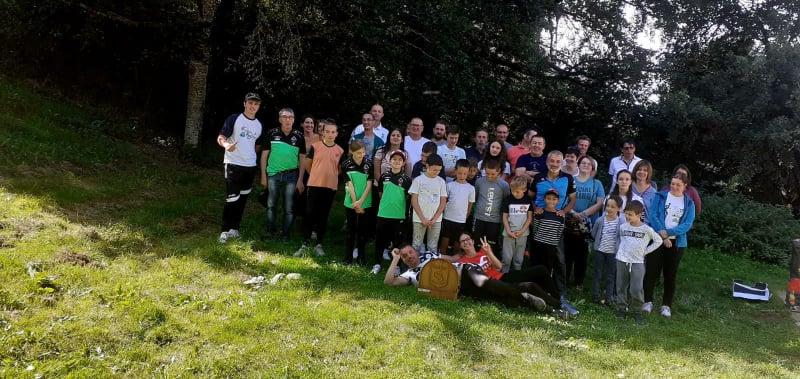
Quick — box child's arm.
[480,236,503,270]
[466,202,474,223]
[431,196,447,226]
[519,209,532,234]
[645,228,663,255]
[354,180,372,210]
[502,212,514,238]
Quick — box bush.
[691,193,799,265]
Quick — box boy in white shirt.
[615,200,663,325]
[409,154,448,252]
[438,159,475,254]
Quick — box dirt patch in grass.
[53,249,102,268]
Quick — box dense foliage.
[692,193,800,265]
[2,1,800,208]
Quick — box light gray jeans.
[412,221,442,253]
[615,260,645,312]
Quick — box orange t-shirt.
[307,141,344,190]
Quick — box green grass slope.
[0,77,798,378]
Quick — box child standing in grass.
[472,159,510,254]
[409,153,447,252]
[341,140,373,265]
[373,150,413,274]
[438,159,475,254]
[615,200,662,325]
[591,195,622,305]
[501,176,533,273]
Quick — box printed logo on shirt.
[621,230,646,238]
[484,187,496,216]
[240,126,258,140]
[508,204,529,215]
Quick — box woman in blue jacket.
[643,172,696,317]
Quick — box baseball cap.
[245,92,262,102]
[390,150,406,161]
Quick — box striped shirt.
[598,217,621,254]
[532,210,564,246]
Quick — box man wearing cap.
[260,107,306,241]
[217,92,264,243]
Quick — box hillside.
[0,77,798,378]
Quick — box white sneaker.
[660,305,672,317]
[352,248,359,258]
[370,264,381,274]
[218,231,228,243]
[382,249,391,260]
[226,229,240,239]
[642,302,653,314]
[294,244,308,257]
[314,244,325,256]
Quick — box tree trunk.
[184,57,209,147]
[183,0,220,148]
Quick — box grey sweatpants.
[615,260,645,312]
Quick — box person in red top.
[456,232,565,313]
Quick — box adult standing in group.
[506,129,536,174]
[217,92,263,243]
[351,113,384,161]
[430,120,447,146]
[561,147,580,176]
[515,135,547,181]
[608,138,642,192]
[643,171,696,318]
[529,150,577,299]
[563,155,605,289]
[295,114,319,224]
[373,128,412,178]
[404,117,430,167]
[350,103,389,142]
[494,124,512,149]
[631,159,657,224]
[661,164,702,220]
[575,135,591,157]
[261,108,306,241]
[465,128,489,162]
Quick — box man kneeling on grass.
[384,243,568,318]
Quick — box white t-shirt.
[438,144,466,181]
[404,136,430,167]
[664,193,685,231]
[443,181,475,223]
[409,174,448,222]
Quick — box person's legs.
[344,208,357,264]
[643,245,666,303]
[313,188,337,244]
[374,217,389,264]
[355,211,368,265]
[630,262,646,310]
[427,221,442,253]
[615,260,630,312]
[302,187,319,243]
[280,171,298,238]
[573,237,588,287]
[222,164,243,232]
[501,235,515,273]
[591,250,603,302]
[604,253,617,303]
[266,173,282,234]
[501,265,560,306]
[661,246,685,307]
[563,234,579,285]
[511,234,527,271]
[411,222,427,252]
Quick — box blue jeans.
[267,170,298,236]
[592,250,616,303]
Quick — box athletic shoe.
[615,309,625,318]
[382,249,391,260]
[352,248,359,258]
[642,301,653,314]
[551,308,570,321]
[218,231,228,243]
[314,244,325,256]
[522,293,547,312]
[370,264,382,275]
[560,297,579,316]
[294,243,308,257]
[226,229,241,239]
[633,312,646,325]
[660,305,672,317]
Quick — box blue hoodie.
[648,189,696,248]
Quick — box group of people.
[216,93,702,323]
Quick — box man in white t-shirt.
[404,117,430,167]
[608,138,642,192]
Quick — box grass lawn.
[1,76,798,378]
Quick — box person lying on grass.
[383,242,568,318]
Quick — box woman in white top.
[606,169,642,217]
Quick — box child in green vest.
[373,150,413,274]
[342,140,374,265]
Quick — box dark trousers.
[345,208,368,264]
[374,217,406,265]
[501,265,561,307]
[564,233,589,286]
[221,164,256,232]
[459,266,531,309]
[643,244,685,307]
[472,219,501,253]
[530,240,567,297]
[302,186,336,244]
